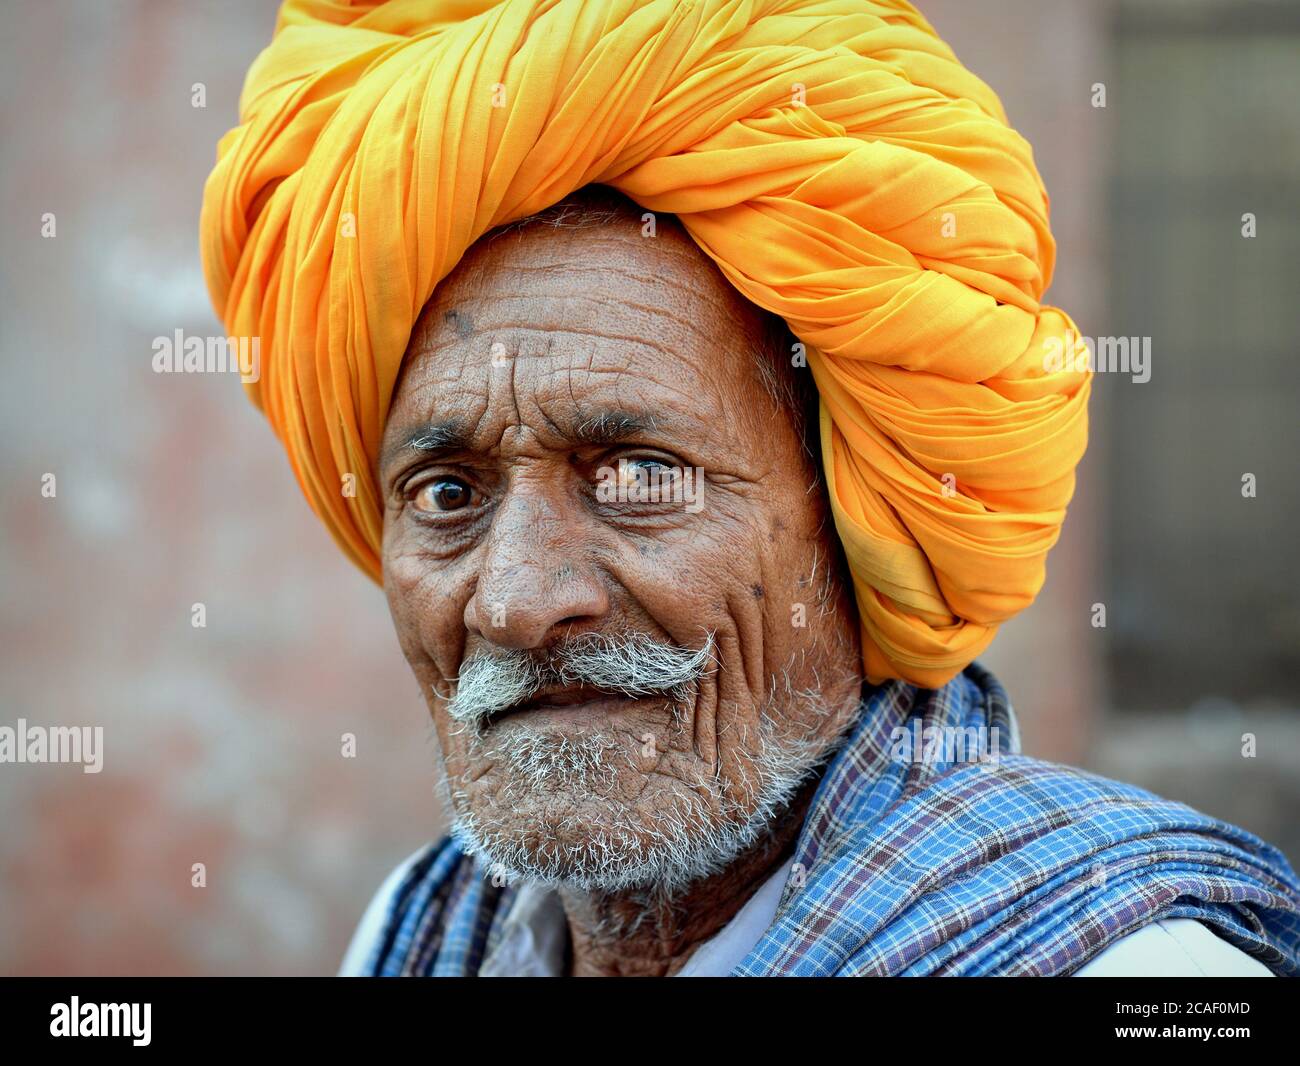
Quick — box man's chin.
[468,727,634,797]
[449,794,750,897]
[450,819,672,893]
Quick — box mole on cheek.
[444,309,474,339]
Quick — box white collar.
[479,861,789,977]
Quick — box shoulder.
[921,753,1226,841]
[337,841,448,977]
[1074,918,1275,977]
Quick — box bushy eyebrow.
[380,408,670,472]
[570,409,661,445]
[381,418,472,471]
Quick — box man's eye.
[413,478,474,513]
[621,458,677,486]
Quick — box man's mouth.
[486,684,649,728]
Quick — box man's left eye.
[620,458,678,485]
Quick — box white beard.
[444,685,845,898]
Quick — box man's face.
[379,203,861,895]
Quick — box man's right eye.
[412,478,475,513]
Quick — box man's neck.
[557,780,817,977]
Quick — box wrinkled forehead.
[384,206,776,451]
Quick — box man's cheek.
[382,546,433,649]
[624,526,754,642]
[713,683,768,806]
[382,519,432,585]
[385,561,471,679]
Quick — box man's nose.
[464,490,609,649]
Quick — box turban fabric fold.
[201,0,1090,688]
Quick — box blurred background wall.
[1,0,1296,975]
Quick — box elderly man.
[202,0,1300,976]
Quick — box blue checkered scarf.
[367,665,1300,976]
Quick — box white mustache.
[446,631,715,726]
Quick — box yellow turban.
[201,0,1090,689]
